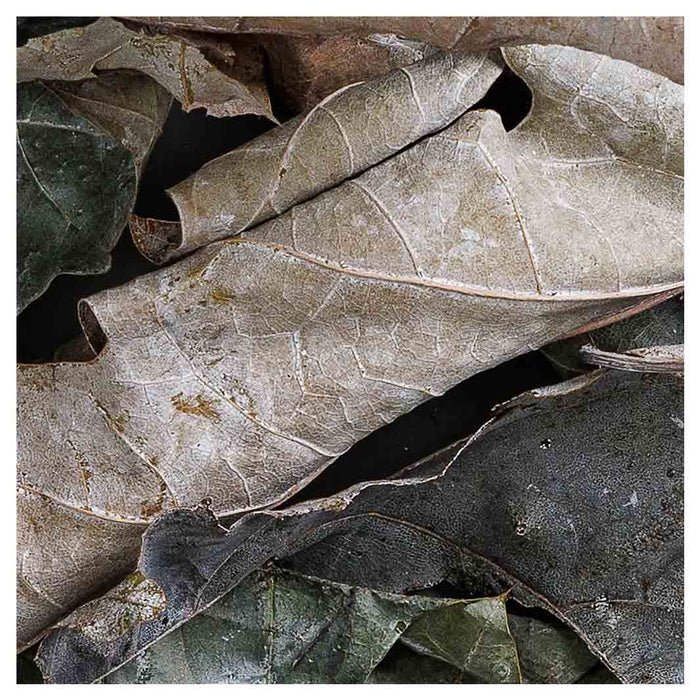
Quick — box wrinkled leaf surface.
[139,49,504,261]
[126,16,684,82]
[17,17,274,121]
[17,72,170,312]
[100,568,518,684]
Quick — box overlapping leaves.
[17,42,683,653]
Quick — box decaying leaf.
[17,71,170,312]
[370,606,610,683]
[16,17,275,121]
[258,33,434,118]
[542,296,684,376]
[126,16,684,83]
[133,49,504,262]
[91,568,518,684]
[35,368,683,683]
[17,43,683,650]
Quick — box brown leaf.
[126,16,684,83]
[258,33,434,118]
[17,44,682,650]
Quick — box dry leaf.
[542,296,684,376]
[17,44,682,650]
[131,49,504,262]
[17,17,275,121]
[17,71,170,312]
[258,33,435,118]
[97,568,518,684]
[126,16,684,83]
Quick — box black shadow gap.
[287,351,559,505]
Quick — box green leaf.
[16,72,170,312]
[507,610,599,683]
[100,568,518,684]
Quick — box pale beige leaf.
[140,50,503,262]
[16,17,275,121]
[17,44,683,650]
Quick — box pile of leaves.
[16,16,683,684]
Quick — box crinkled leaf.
[134,49,504,262]
[17,17,275,121]
[96,568,517,684]
[542,296,684,376]
[126,16,684,83]
[16,72,170,312]
[17,44,682,649]
[35,368,683,683]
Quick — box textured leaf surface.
[138,49,504,261]
[35,368,683,683]
[543,297,684,376]
[126,16,684,82]
[98,568,517,684]
[16,72,170,312]
[16,17,274,121]
[17,44,683,649]
[257,33,434,119]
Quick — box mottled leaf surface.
[17,44,683,649]
[126,16,684,83]
[16,73,169,312]
[98,568,517,684]
[17,17,274,121]
[35,369,683,683]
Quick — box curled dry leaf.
[16,17,275,121]
[126,16,684,83]
[94,568,518,684]
[16,71,170,312]
[35,368,683,683]
[17,44,682,651]
[132,49,504,262]
[542,296,684,376]
[579,343,683,374]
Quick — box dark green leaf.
[102,568,518,684]
[507,609,599,683]
[16,73,169,312]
